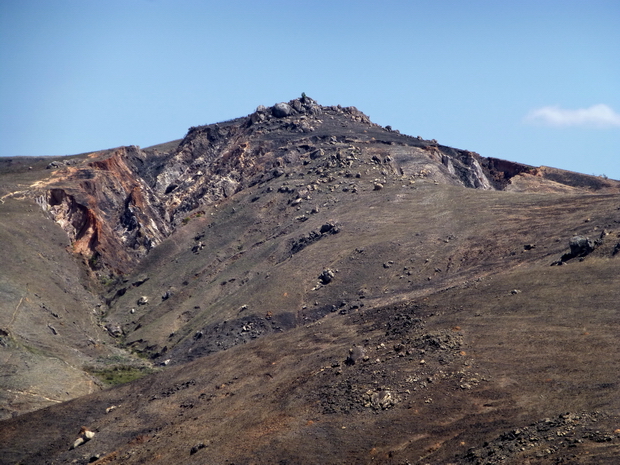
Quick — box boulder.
[291,99,303,112]
[71,437,84,450]
[69,427,95,450]
[318,269,335,285]
[319,222,339,234]
[272,103,293,118]
[105,323,123,338]
[569,236,594,257]
[190,442,207,455]
[345,346,366,365]
[46,161,62,170]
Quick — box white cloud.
[524,104,620,128]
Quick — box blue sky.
[1,0,619,179]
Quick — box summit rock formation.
[1,97,620,464]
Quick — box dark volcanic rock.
[459,412,620,464]
[290,223,340,255]
[569,235,595,257]
[345,345,366,366]
[556,235,598,263]
[318,268,335,285]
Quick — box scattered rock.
[318,269,335,285]
[69,427,95,450]
[137,296,149,305]
[345,346,366,366]
[459,411,620,464]
[192,241,205,253]
[46,161,64,170]
[190,442,207,455]
[290,224,339,255]
[363,389,396,410]
[413,331,462,352]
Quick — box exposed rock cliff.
[33,146,171,274]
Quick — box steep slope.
[1,187,620,465]
[95,96,620,365]
[0,157,128,420]
[1,96,620,463]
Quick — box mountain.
[1,96,620,464]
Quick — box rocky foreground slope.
[1,97,620,464]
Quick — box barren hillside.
[1,97,620,464]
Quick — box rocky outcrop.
[553,235,600,265]
[35,146,171,274]
[482,157,534,189]
[569,235,595,257]
[25,96,620,276]
[44,188,100,257]
[439,147,493,189]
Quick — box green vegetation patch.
[86,365,156,386]
[85,355,159,386]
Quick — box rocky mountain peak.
[17,96,619,280]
